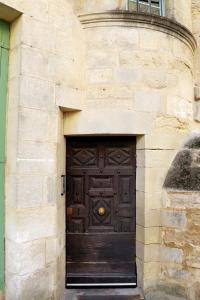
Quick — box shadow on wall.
[164,134,200,191]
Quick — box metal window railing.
[127,0,164,16]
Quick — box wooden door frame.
[65,135,137,287]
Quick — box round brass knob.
[98,207,106,216]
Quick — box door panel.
[66,137,136,286]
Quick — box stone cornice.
[79,11,197,52]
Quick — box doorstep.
[65,288,144,300]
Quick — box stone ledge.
[0,3,21,23]
[79,11,197,52]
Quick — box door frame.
[65,135,138,287]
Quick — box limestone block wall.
[63,11,196,294]
[0,0,198,299]
[0,0,85,299]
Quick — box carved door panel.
[66,137,136,286]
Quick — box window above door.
[127,0,164,16]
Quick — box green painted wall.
[0,19,9,290]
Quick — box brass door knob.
[98,207,106,216]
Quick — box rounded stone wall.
[69,0,192,30]
[65,12,195,136]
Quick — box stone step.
[78,295,142,299]
[65,288,144,300]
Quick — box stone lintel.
[79,11,197,52]
[0,2,21,23]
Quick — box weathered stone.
[6,265,55,300]
[161,210,187,229]
[160,247,183,264]
[145,291,187,300]
[6,239,45,275]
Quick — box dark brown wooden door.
[66,137,136,286]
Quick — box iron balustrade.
[127,0,164,16]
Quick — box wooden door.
[66,137,136,286]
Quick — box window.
[127,0,164,16]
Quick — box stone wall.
[0,0,199,299]
[63,10,196,294]
[154,135,200,300]
[1,0,85,299]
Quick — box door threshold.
[67,283,137,287]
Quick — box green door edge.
[0,19,9,291]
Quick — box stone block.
[7,77,20,110]
[87,68,113,84]
[163,191,200,209]
[9,46,21,79]
[144,244,160,263]
[87,49,118,68]
[145,167,168,193]
[194,101,200,122]
[19,108,56,142]
[48,53,83,85]
[18,140,57,160]
[16,206,56,242]
[64,109,154,135]
[142,68,167,89]
[137,209,160,227]
[20,76,56,111]
[6,265,55,300]
[116,27,139,47]
[137,150,176,168]
[145,227,161,244]
[139,29,169,51]
[6,239,45,275]
[21,15,54,52]
[44,176,57,204]
[136,241,144,261]
[167,96,193,119]
[143,262,160,279]
[21,46,49,79]
[186,247,200,268]
[145,291,187,300]
[145,130,187,150]
[16,175,44,208]
[114,67,140,83]
[46,238,57,264]
[136,167,145,192]
[145,191,163,210]
[55,85,84,111]
[135,90,164,113]
[137,226,160,244]
[86,84,134,100]
[21,0,49,23]
[161,210,187,229]
[160,247,183,264]
[17,158,56,175]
